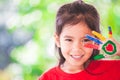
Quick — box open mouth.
[70,55,84,60]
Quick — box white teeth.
[71,55,83,59]
[72,56,81,58]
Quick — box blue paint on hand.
[86,35,103,44]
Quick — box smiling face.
[55,22,94,68]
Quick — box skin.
[106,38,120,57]
[54,22,94,73]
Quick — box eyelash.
[64,38,91,43]
[82,39,91,42]
[65,39,72,42]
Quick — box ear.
[54,33,60,47]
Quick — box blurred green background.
[0,0,120,80]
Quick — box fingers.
[85,35,103,44]
[85,26,113,44]
[85,34,102,50]
[108,26,112,38]
[84,43,99,49]
[92,31,106,41]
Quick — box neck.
[60,62,84,73]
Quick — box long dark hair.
[55,0,100,66]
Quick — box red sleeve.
[38,73,48,80]
[38,67,56,80]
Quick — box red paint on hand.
[105,44,114,52]
[109,31,112,35]
[84,44,99,49]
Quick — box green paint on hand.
[102,40,116,55]
[94,54,105,60]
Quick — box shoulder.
[86,60,120,74]
[88,60,120,68]
[90,60,120,65]
[38,66,58,80]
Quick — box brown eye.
[83,38,91,42]
[65,39,72,42]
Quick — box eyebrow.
[63,35,87,39]
[63,35,73,38]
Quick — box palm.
[84,26,118,60]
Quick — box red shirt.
[39,60,120,80]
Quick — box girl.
[39,0,120,80]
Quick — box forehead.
[60,22,92,38]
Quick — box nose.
[71,42,84,55]
[72,41,83,51]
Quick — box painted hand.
[84,26,120,60]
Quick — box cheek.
[84,48,93,55]
[60,43,71,53]
[60,42,72,56]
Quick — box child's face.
[55,22,94,67]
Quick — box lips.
[70,55,84,60]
